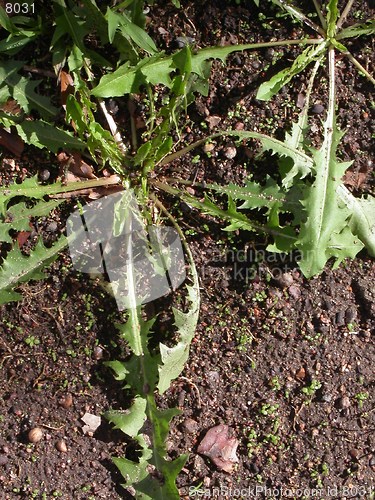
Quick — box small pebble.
[345,307,357,323]
[183,418,199,434]
[58,393,73,409]
[321,392,332,403]
[338,395,351,409]
[295,367,306,381]
[28,427,43,443]
[349,449,359,460]
[175,36,195,48]
[234,122,244,130]
[0,455,8,465]
[56,439,67,453]
[203,143,215,153]
[39,169,50,181]
[46,221,58,232]
[224,146,237,159]
[311,103,324,114]
[274,272,294,288]
[265,48,275,61]
[92,346,103,360]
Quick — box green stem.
[337,0,355,30]
[312,0,326,30]
[192,38,323,68]
[273,0,325,37]
[327,46,336,153]
[343,50,375,85]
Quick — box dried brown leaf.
[197,424,239,473]
[0,128,24,157]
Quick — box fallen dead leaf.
[197,424,239,473]
[60,70,74,110]
[0,128,24,157]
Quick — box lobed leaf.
[92,42,287,98]
[326,0,339,38]
[0,236,67,305]
[105,397,147,438]
[256,42,327,101]
[16,120,85,152]
[336,185,375,256]
[158,280,200,394]
[337,20,375,40]
[105,8,157,54]
[0,199,62,243]
[296,117,353,277]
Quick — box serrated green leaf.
[104,360,129,381]
[158,280,200,394]
[0,236,67,305]
[80,0,109,44]
[330,38,349,53]
[0,85,11,103]
[0,33,37,54]
[296,115,353,277]
[92,55,173,98]
[181,192,255,232]
[112,433,152,486]
[256,42,326,101]
[10,76,58,118]
[326,0,339,38]
[55,11,87,54]
[65,94,87,137]
[207,177,285,209]
[112,456,149,488]
[0,199,62,243]
[161,129,313,175]
[279,57,322,188]
[106,6,119,44]
[106,7,157,54]
[0,175,119,218]
[118,14,157,55]
[337,20,375,40]
[0,6,14,32]
[337,185,375,256]
[0,60,24,82]
[92,42,280,98]
[106,396,147,438]
[117,314,155,357]
[16,120,85,152]
[135,454,187,500]
[190,42,278,78]
[133,142,152,165]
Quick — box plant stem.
[98,100,127,154]
[337,0,355,30]
[149,200,201,322]
[274,0,325,37]
[327,45,336,147]
[343,51,375,85]
[312,0,326,30]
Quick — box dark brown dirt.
[0,1,374,499]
